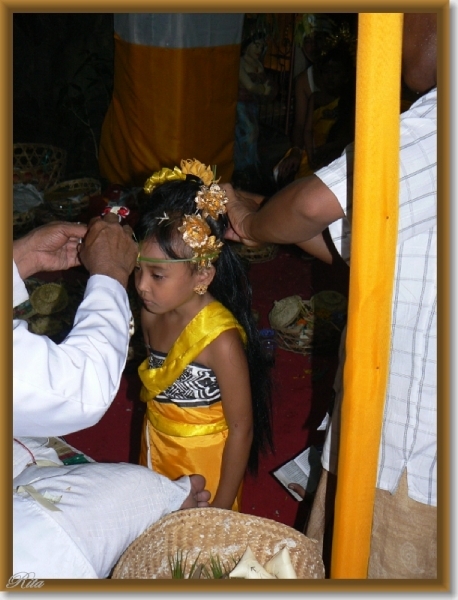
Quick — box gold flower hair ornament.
[178,213,223,269]
[195,182,228,220]
[139,158,227,269]
[143,159,218,194]
[180,158,217,186]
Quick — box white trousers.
[13,462,190,579]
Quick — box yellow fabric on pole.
[99,34,241,186]
[330,14,402,578]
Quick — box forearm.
[243,176,345,245]
[212,428,252,509]
[296,234,333,264]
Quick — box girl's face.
[135,239,201,314]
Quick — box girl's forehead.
[140,239,167,257]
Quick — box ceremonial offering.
[112,507,324,579]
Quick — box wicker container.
[42,177,101,221]
[269,293,347,355]
[112,508,324,580]
[234,243,278,263]
[13,143,66,191]
[13,208,36,238]
[30,282,68,315]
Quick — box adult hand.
[78,213,138,289]
[221,183,262,246]
[13,221,88,280]
[180,474,211,509]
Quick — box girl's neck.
[148,293,215,353]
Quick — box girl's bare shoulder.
[200,327,246,371]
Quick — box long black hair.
[136,176,274,474]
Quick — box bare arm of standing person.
[222,177,344,248]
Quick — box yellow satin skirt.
[139,404,242,511]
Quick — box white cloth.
[317,88,437,507]
[13,462,189,578]
[12,262,191,578]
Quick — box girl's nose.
[135,270,148,292]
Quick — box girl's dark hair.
[136,176,274,473]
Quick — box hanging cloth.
[98,13,244,186]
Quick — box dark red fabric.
[66,246,349,531]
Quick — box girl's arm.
[204,328,253,509]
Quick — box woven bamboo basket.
[234,243,278,263]
[269,292,347,355]
[112,508,324,579]
[13,208,36,238]
[13,143,66,191]
[42,177,101,221]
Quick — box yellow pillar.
[330,13,402,578]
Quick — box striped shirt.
[319,87,437,506]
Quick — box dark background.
[13,14,114,180]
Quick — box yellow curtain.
[330,14,402,578]
[99,14,244,186]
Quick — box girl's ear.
[195,265,216,288]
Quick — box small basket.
[13,208,36,238]
[234,243,278,263]
[111,507,324,579]
[30,282,68,315]
[269,292,347,355]
[42,177,101,221]
[13,143,66,191]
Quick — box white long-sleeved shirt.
[12,262,191,578]
[13,261,131,438]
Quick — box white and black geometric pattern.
[147,348,221,408]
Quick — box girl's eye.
[152,273,164,280]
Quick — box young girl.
[134,159,273,511]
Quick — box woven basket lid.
[310,291,347,314]
[30,283,68,315]
[268,295,304,329]
[112,508,324,579]
[30,316,63,336]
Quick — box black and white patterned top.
[147,347,221,408]
[320,88,437,507]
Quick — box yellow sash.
[138,300,247,402]
[145,406,228,437]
